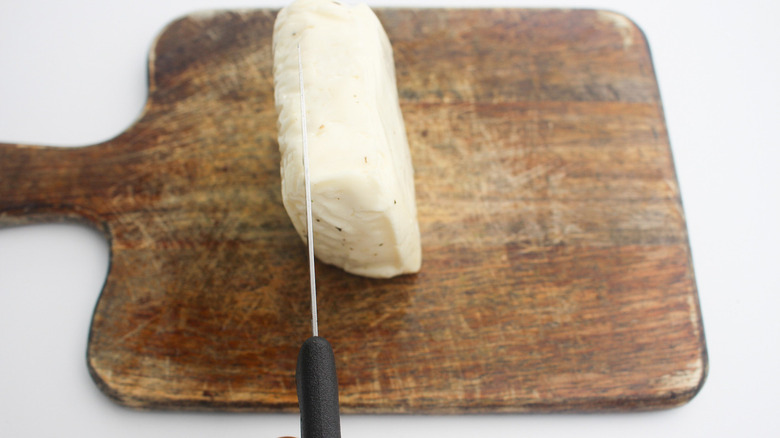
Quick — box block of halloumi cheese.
[272,0,421,278]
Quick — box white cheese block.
[272,0,421,278]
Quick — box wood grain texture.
[0,9,707,412]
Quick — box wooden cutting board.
[0,8,707,413]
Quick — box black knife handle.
[296,336,342,438]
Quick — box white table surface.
[1,0,778,436]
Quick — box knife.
[295,43,342,438]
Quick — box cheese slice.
[272,0,421,278]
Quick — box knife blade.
[299,42,318,339]
[295,43,342,438]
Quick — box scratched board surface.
[0,9,706,412]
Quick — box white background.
[1,0,778,436]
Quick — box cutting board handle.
[0,142,108,232]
